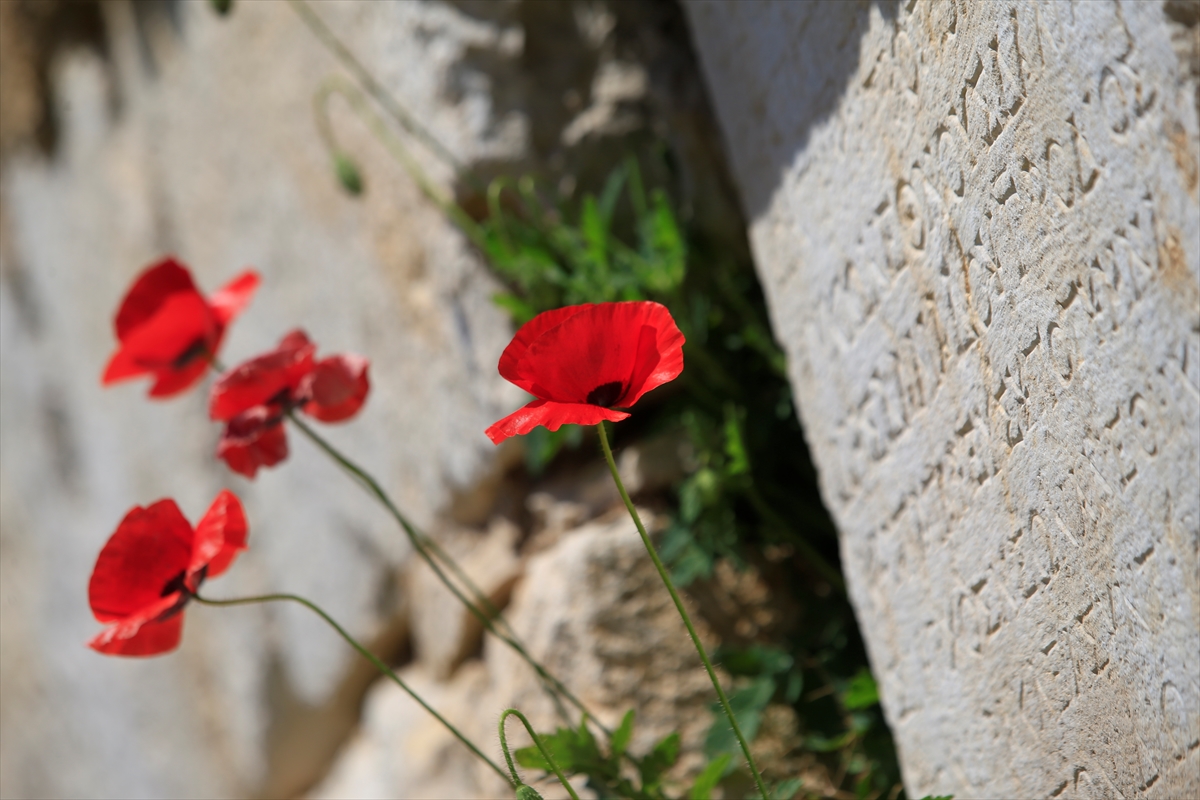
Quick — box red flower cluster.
[88,491,248,656]
[485,301,685,444]
[102,258,259,397]
[209,330,370,477]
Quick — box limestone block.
[686,1,1200,797]
[0,1,521,796]
[313,512,718,800]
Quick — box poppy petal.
[208,269,261,327]
[618,321,685,407]
[113,258,198,341]
[101,344,146,385]
[148,358,212,398]
[513,302,683,405]
[190,490,248,581]
[89,500,194,623]
[497,304,590,393]
[485,399,628,444]
[89,600,185,657]
[299,354,370,422]
[209,330,316,421]
[102,291,217,390]
[216,409,289,478]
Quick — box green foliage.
[842,669,880,711]
[513,713,683,799]
[209,0,233,15]
[688,755,731,800]
[478,162,685,324]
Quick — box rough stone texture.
[686,1,1200,798]
[0,2,521,797]
[312,512,717,800]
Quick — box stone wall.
[0,2,727,797]
[685,1,1200,797]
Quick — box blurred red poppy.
[210,330,370,477]
[102,257,260,397]
[485,301,685,444]
[88,491,248,657]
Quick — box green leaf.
[638,731,681,789]
[842,668,879,710]
[704,676,774,757]
[717,644,793,677]
[771,778,803,800]
[722,404,750,477]
[611,710,635,759]
[688,754,731,799]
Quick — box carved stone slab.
[686,1,1199,796]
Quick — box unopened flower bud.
[334,153,364,196]
[515,784,544,800]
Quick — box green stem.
[498,708,581,800]
[596,422,769,800]
[192,591,511,786]
[284,411,608,738]
[287,0,465,174]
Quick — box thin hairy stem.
[287,0,464,174]
[499,709,581,800]
[284,411,609,738]
[596,422,770,800]
[192,591,510,785]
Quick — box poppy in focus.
[88,490,248,657]
[210,330,370,478]
[485,301,685,444]
[102,257,260,397]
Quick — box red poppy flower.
[88,490,248,657]
[102,257,260,397]
[210,330,370,477]
[485,301,685,444]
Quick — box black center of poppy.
[160,570,190,597]
[172,338,211,369]
[586,381,624,408]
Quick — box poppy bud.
[210,0,233,15]
[515,785,544,800]
[334,153,364,196]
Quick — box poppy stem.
[498,708,581,800]
[595,422,770,800]
[286,0,465,176]
[191,590,511,786]
[284,410,609,739]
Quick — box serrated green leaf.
[723,404,750,477]
[688,754,731,800]
[639,731,681,788]
[611,710,635,759]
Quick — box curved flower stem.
[596,422,769,800]
[287,0,465,175]
[192,591,511,786]
[284,411,608,738]
[498,708,581,800]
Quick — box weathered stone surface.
[312,512,717,800]
[0,1,521,796]
[686,1,1200,797]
